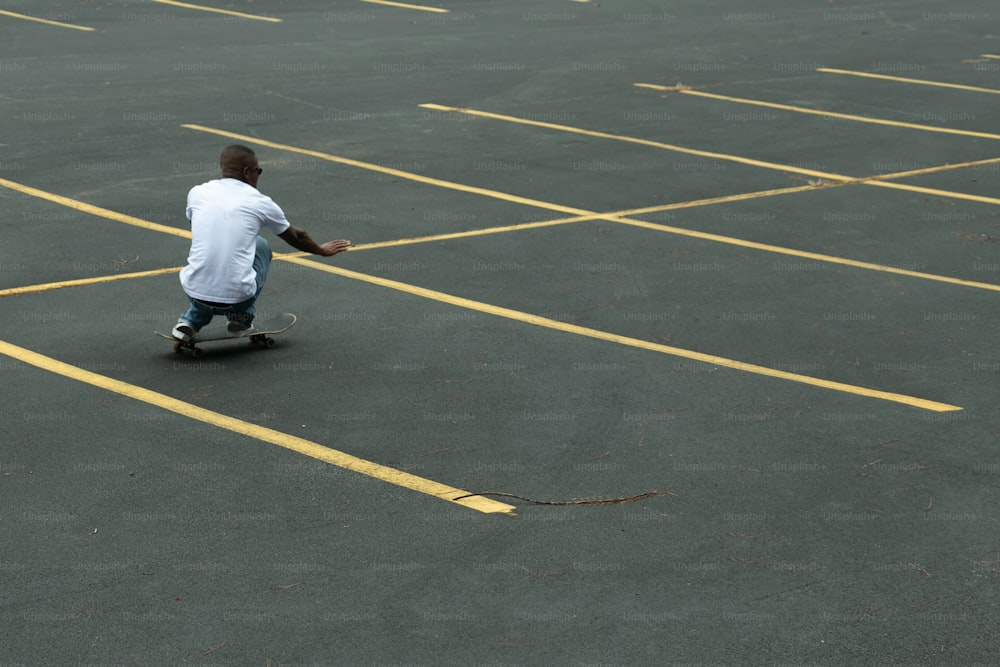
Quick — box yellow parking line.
[422,104,1000,207]
[345,185,817,251]
[0,9,94,31]
[635,84,1000,141]
[9,139,1000,299]
[0,268,183,299]
[602,214,1000,293]
[817,68,1000,95]
[182,124,589,216]
[419,103,851,183]
[362,0,449,12]
[0,339,515,514]
[0,175,964,410]
[152,0,282,22]
[0,177,192,239]
[280,256,962,412]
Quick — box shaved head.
[219,144,261,187]
[220,144,257,172]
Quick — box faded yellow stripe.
[636,84,1000,142]
[866,180,1000,206]
[419,103,851,183]
[344,184,819,252]
[601,215,1000,293]
[0,268,183,299]
[0,177,191,239]
[183,124,588,216]
[362,0,449,12]
[424,103,1000,207]
[817,67,1000,95]
[152,0,282,21]
[0,339,515,514]
[280,256,962,412]
[0,9,94,31]
[0,169,966,409]
[8,144,1000,301]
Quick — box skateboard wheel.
[264,337,276,348]
[172,341,182,353]
[190,346,203,358]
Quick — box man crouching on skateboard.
[172,144,351,342]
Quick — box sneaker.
[227,318,254,335]
[171,322,197,342]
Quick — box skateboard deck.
[156,313,296,357]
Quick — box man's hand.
[319,239,351,257]
[280,226,351,257]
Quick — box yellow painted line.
[11,180,1000,301]
[0,174,968,409]
[350,217,590,251]
[0,9,94,31]
[0,339,515,514]
[0,177,192,239]
[152,0,282,22]
[9,139,1000,299]
[635,84,1000,142]
[868,156,1000,181]
[182,124,589,217]
[280,256,962,413]
[182,124,1000,294]
[981,54,1000,60]
[362,0,449,12]
[345,184,819,252]
[618,185,821,214]
[599,214,1000,294]
[0,267,182,299]
[419,104,853,183]
[339,188,1000,294]
[817,68,1000,95]
[865,179,1000,205]
[423,103,1000,206]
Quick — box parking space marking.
[182,124,590,216]
[0,177,192,239]
[281,255,963,413]
[0,170,965,412]
[0,268,182,299]
[0,339,516,515]
[151,0,282,22]
[0,9,94,31]
[423,104,1000,205]
[181,125,1000,286]
[634,84,1000,142]
[817,68,1000,95]
[596,214,1000,293]
[0,175,964,414]
[361,0,450,12]
[7,146,1000,301]
[0,246,969,412]
[350,185,816,251]
[419,104,849,182]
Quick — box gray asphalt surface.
[3,1,1000,665]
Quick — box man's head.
[220,144,261,187]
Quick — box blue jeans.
[179,235,272,330]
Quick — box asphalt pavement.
[2,0,1000,665]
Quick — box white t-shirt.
[180,178,291,303]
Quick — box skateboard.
[156,313,297,357]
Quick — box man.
[172,144,351,341]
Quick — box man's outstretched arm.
[279,225,351,257]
